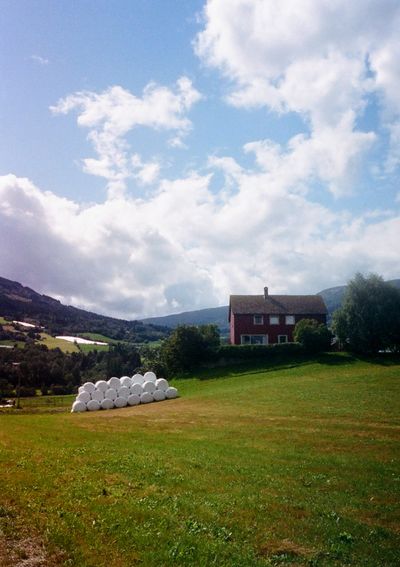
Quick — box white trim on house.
[253,314,264,325]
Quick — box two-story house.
[229,287,328,345]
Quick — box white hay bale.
[140,392,153,404]
[114,396,127,408]
[77,391,91,404]
[120,376,132,387]
[155,378,169,391]
[108,376,121,390]
[131,373,144,385]
[143,381,156,394]
[105,388,117,401]
[127,394,140,406]
[78,386,85,394]
[87,399,101,411]
[153,389,166,402]
[130,383,143,396]
[91,389,104,402]
[83,381,96,394]
[95,380,108,392]
[118,386,130,399]
[101,398,114,410]
[165,387,178,399]
[144,371,157,382]
[71,400,87,413]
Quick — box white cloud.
[195,0,400,183]
[1,169,399,319]
[51,78,202,198]
[30,55,49,65]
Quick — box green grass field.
[38,333,81,353]
[0,353,399,566]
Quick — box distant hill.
[143,306,230,335]
[0,276,169,342]
[318,279,400,316]
[141,279,400,331]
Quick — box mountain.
[141,279,400,331]
[143,306,230,334]
[318,279,400,316]
[0,276,169,342]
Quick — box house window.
[278,335,288,344]
[269,315,279,325]
[253,314,263,325]
[241,335,268,345]
[285,315,295,325]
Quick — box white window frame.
[241,334,268,345]
[278,335,288,344]
[285,315,295,325]
[269,315,279,325]
[253,314,264,325]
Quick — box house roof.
[229,294,327,317]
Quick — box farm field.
[0,353,399,566]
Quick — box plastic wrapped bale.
[95,380,108,393]
[130,383,143,396]
[77,391,91,404]
[144,371,157,382]
[87,399,101,411]
[140,392,153,404]
[127,394,140,406]
[114,396,128,408]
[143,381,156,394]
[155,378,169,391]
[83,381,96,394]
[120,376,132,388]
[101,398,114,410]
[165,387,178,399]
[71,400,87,413]
[153,389,166,402]
[108,376,121,390]
[131,373,144,385]
[91,389,104,402]
[105,388,117,401]
[118,386,130,399]
[78,386,85,394]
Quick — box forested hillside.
[0,276,169,342]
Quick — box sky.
[0,0,399,319]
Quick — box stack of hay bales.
[71,372,178,412]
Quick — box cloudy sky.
[1,0,399,319]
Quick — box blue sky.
[0,0,399,318]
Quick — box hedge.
[216,342,304,361]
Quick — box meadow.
[0,353,399,566]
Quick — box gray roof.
[229,294,327,317]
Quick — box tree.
[332,273,400,354]
[293,318,332,353]
[160,325,220,375]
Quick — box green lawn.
[38,333,80,353]
[0,353,399,566]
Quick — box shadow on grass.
[195,352,356,381]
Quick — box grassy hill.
[1,353,399,566]
[0,276,169,343]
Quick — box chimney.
[264,286,268,299]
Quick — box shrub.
[293,319,332,353]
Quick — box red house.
[229,287,327,345]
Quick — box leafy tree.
[160,325,220,375]
[332,273,400,353]
[293,319,332,353]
